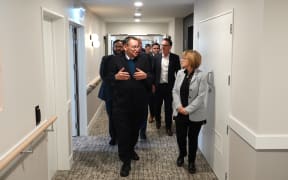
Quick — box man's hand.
[115,67,130,80]
[133,68,147,80]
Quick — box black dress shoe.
[131,151,140,161]
[188,163,196,174]
[120,163,131,177]
[166,128,173,136]
[176,156,184,167]
[109,139,116,145]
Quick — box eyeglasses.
[161,44,170,47]
[129,45,139,50]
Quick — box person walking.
[172,50,208,174]
[108,36,153,177]
[98,39,123,145]
[154,38,180,136]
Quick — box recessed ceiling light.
[134,18,141,22]
[134,12,142,17]
[134,1,143,7]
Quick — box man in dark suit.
[147,42,160,124]
[98,39,123,145]
[108,36,153,177]
[154,38,181,136]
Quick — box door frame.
[68,20,87,136]
[42,7,71,178]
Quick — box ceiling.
[81,0,195,22]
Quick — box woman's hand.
[177,106,188,115]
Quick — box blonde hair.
[182,50,202,69]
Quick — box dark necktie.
[127,59,135,75]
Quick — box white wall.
[0,0,106,179]
[84,10,106,126]
[194,0,288,179]
[196,0,288,138]
[194,0,288,146]
[0,1,74,179]
[173,18,184,56]
[168,19,176,53]
[195,0,262,133]
[258,0,288,133]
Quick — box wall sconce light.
[90,33,100,48]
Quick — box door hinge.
[230,24,233,34]
[197,31,200,39]
[226,125,229,135]
[228,75,231,86]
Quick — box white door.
[198,11,233,180]
[43,19,58,179]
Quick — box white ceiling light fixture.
[134,18,141,22]
[134,8,142,17]
[134,12,141,17]
[134,1,143,7]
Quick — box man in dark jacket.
[108,36,152,177]
[153,38,181,136]
[98,39,123,145]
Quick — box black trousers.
[148,91,156,117]
[155,84,173,129]
[175,118,203,163]
[105,99,116,141]
[114,108,143,163]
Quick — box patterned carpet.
[52,104,218,180]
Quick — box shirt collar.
[125,54,134,60]
[162,53,170,58]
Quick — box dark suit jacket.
[98,55,114,101]
[108,54,153,112]
[153,53,181,90]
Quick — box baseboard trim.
[69,153,73,169]
[229,115,288,150]
[87,101,105,131]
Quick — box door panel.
[198,12,233,180]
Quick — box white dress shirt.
[160,54,169,83]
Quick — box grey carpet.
[53,105,218,180]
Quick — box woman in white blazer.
[172,50,208,174]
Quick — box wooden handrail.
[0,116,57,170]
[87,76,101,95]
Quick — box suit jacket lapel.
[190,70,200,84]
[157,55,162,79]
[121,56,130,72]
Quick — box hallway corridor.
[52,105,217,180]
